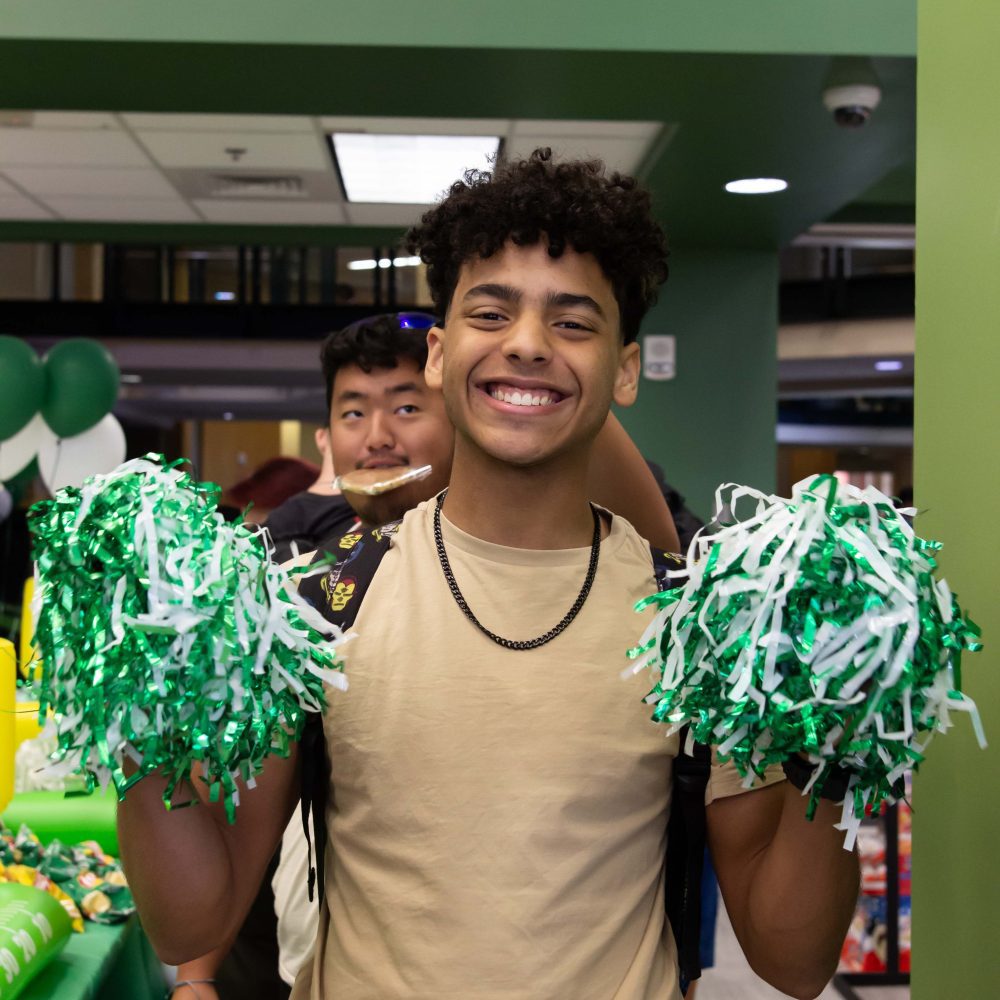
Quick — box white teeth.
[489,385,556,407]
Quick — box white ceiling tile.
[0,174,21,196]
[30,112,120,130]
[512,119,661,140]
[136,131,330,170]
[0,130,151,168]
[0,195,53,220]
[320,115,509,136]
[5,166,179,199]
[192,200,347,224]
[344,203,427,227]
[505,135,654,175]
[43,197,199,222]
[123,113,313,133]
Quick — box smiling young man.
[175,307,683,999]
[120,150,858,1000]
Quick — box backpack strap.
[649,544,712,993]
[667,729,713,992]
[295,521,399,904]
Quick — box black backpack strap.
[649,544,711,992]
[667,729,712,991]
[295,520,400,903]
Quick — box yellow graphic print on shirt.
[321,577,357,612]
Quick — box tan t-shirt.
[289,500,778,1000]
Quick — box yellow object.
[0,640,15,813]
[14,702,41,748]
[19,577,40,681]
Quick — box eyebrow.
[462,283,605,318]
[462,283,521,304]
[545,291,605,318]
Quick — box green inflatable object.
[0,337,44,440]
[40,340,119,439]
[0,883,72,998]
[2,792,118,856]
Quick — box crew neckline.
[428,500,626,568]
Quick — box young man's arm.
[707,781,860,1000]
[588,413,681,552]
[117,745,300,965]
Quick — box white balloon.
[38,414,127,494]
[0,412,47,480]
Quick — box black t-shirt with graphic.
[264,491,359,563]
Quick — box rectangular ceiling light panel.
[332,133,500,204]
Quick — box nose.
[501,314,552,366]
[363,409,395,452]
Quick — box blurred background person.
[221,456,320,526]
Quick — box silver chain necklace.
[432,489,602,650]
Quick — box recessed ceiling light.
[330,133,500,204]
[120,373,142,384]
[724,177,789,195]
[874,359,904,372]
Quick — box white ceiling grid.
[0,111,663,227]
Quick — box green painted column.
[912,1,1000,996]
[619,248,778,519]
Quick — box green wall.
[912,1,1000,995]
[619,249,778,520]
[0,0,915,55]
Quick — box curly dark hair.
[320,314,430,411]
[405,148,669,343]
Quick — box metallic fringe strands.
[27,455,348,821]
[627,475,984,849]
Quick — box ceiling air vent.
[209,174,305,198]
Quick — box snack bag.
[0,863,84,933]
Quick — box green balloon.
[41,339,120,438]
[0,335,44,439]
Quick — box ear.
[314,426,330,455]
[612,341,641,407]
[424,325,445,390]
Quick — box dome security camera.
[822,58,883,128]
[823,83,883,128]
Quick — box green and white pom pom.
[628,475,984,849]
[27,455,347,820]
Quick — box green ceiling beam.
[0,0,915,56]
